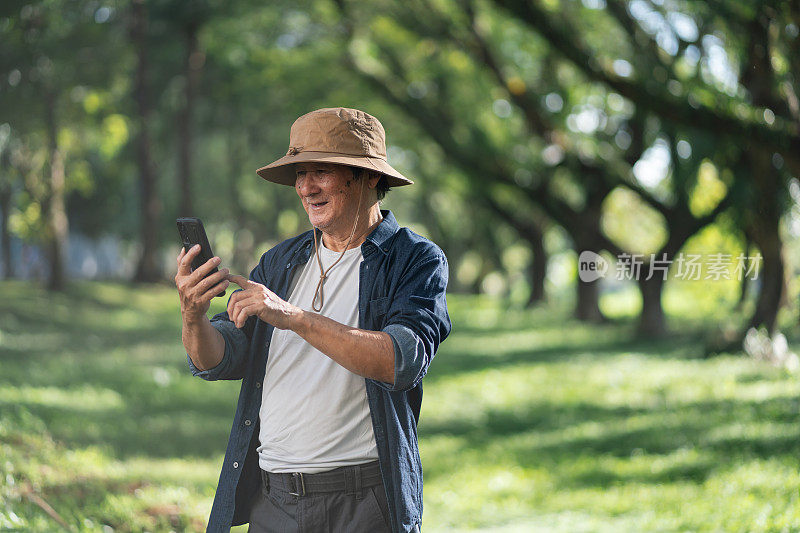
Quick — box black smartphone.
[176,217,225,298]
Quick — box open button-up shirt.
[187,211,451,532]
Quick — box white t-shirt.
[257,240,379,473]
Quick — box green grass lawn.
[1,280,799,532]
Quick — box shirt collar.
[297,209,399,256]
[364,210,399,255]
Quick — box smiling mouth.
[309,201,328,208]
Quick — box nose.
[296,175,320,198]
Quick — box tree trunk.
[574,270,604,322]
[0,187,11,279]
[227,133,254,275]
[632,233,689,337]
[747,224,783,334]
[479,196,548,305]
[740,142,783,335]
[636,274,666,336]
[571,200,606,322]
[471,258,494,295]
[44,88,68,291]
[526,226,546,306]
[740,13,786,335]
[132,0,162,282]
[0,150,13,279]
[177,21,201,217]
[737,235,751,308]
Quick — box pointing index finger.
[227,274,252,289]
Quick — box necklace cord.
[311,178,365,312]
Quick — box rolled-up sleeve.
[380,250,451,391]
[185,257,270,381]
[185,318,250,381]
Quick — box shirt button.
[244,419,251,426]
[285,263,291,269]
[233,462,239,468]
[256,381,261,388]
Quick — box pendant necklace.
[311,179,365,312]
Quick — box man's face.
[295,162,362,232]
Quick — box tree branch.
[490,0,800,154]
[605,0,678,76]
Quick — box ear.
[367,171,381,189]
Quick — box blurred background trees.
[1,0,798,343]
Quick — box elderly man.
[175,107,451,533]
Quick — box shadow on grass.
[1,379,239,459]
[422,402,645,438]
[568,458,718,486]
[421,393,800,489]
[0,281,240,461]
[2,281,796,507]
[429,329,705,383]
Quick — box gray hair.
[351,166,390,201]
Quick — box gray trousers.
[248,461,392,533]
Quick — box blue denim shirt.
[186,211,451,532]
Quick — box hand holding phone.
[176,217,226,298]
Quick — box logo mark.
[578,251,608,282]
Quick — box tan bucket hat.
[256,107,413,187]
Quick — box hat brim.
[256,151,414,188]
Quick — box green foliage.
[689,160,728,218]
[601,187,668,255]
[0,281,237,531]
[1,282,799,531]
[1,0,795,336]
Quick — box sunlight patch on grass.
[0,385,124,412]
[2,282,799,531]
